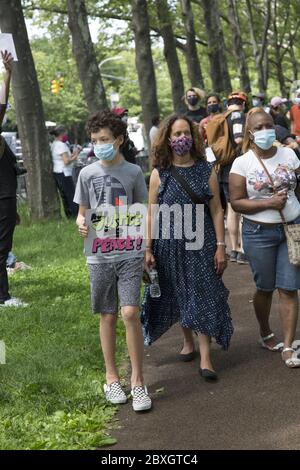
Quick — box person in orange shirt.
[290,90,300,144]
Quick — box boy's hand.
[1,50,13,73]
[76,215,89,238]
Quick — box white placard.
[0,33,18,61]
[205,147,216,163]
[84,203,146,260]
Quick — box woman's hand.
[214,246,227,275]
[1,50,13,73]
[268,191,288,210]
[144,249,155,270]
[76,215,89,238]
[72,145,82,161]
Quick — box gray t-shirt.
[74,158,148,263]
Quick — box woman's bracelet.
[216,241,226,247]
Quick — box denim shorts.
[242,216,300,292]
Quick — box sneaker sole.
[107,397,128,405]
[133,403,152,412]
[0,304,28,307]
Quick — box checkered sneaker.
[103,382,127,405]
[131,385,152,411]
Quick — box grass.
[0,207,128,450]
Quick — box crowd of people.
[2,49,300,414]
[74,86,300,413]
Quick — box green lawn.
[0,211,128,449]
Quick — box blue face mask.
[252,129,276,150]
[93,142,117,161]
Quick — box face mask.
[187,96,198,106]
[295,98,300,105]
[251,129,276,150]
[252,99,262,107]
[169,136,193,156]
[62,134,69,143]
[207,103,219,114]
[93,142,117,161]
[121,116,128,124]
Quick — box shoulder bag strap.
[170,166,206,205]
[254,152,286,224]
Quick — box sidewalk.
[105,262,300,450]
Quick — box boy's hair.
[86,110,127,139]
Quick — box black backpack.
[121,133,138,164]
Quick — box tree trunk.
[227,0,251,93]
[131,0,160,139]
[201,0,232,94]
[67,0,108,114]
[155,0,185,113]
[271,0,296,97]
[272,37,287,96]
[0,0,60,218]
[289,39,298,83]
[181,0,204,88]
[245,0,271,93]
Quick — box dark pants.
[0,198,16,303]
[218,163,232,210]
[53,173,78,218]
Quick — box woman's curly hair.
[86,110,127,140]
[151,114,205,169]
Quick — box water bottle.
[149,268,161,298]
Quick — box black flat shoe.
[199,368,218,381]
[179,350,195,362]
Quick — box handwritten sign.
[0,33,18,61]
[84,203,147,260]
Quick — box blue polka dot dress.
[141,160,233,349]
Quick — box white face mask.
[295,98,300,105]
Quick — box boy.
[74,110,151,412]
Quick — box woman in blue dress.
[142,114,233,380]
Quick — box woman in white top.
[51,125,80,218]
[229,108,300,368]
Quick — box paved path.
[105,262,300,450]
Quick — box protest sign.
[84,201,147,261]
[0,33,18,61]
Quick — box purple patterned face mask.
[169,135,193,156]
